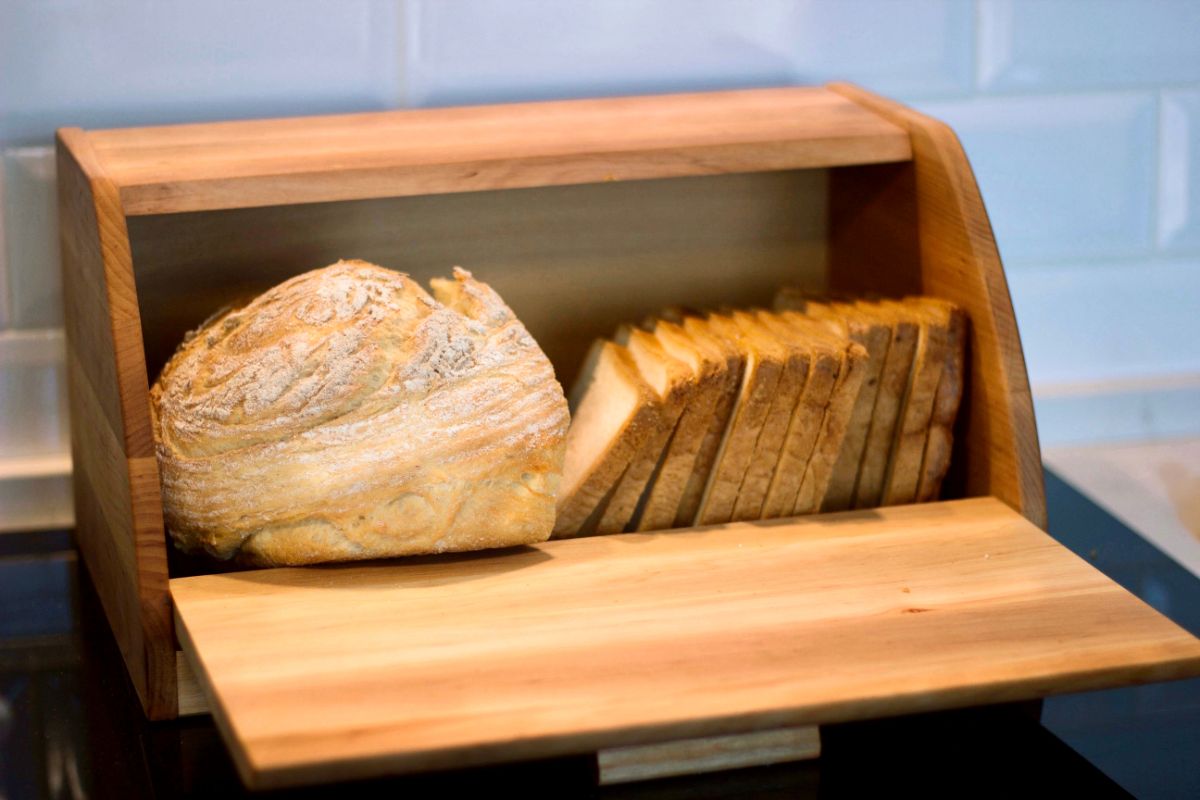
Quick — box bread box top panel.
[80,87,912,215]
[172,498,1200,790]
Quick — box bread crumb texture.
[150,260,569,566]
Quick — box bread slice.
[915,299,968,502]
[852,302,919,509]
[779,315,868,515]
[772,291,892,513]
[591,325,693,534]
[692,313,783,526]
[756,311,841,519]
[630,319,727,532]
[673,314,746,527]
[728,310,811,521]
[880,298,951,506]
[554,340,662,537]
[811,303,891,512]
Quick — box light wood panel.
[178,650,821,782]
[172,498,1200,789]
[127,170,827,389]
[57,130,175,719]
[85,87,911,215]
[826,83,1046,528]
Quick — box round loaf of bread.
[150,260,569,566]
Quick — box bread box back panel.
[61,88,1193,781]
[127,170,827,393]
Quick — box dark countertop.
[2,469,1197,799]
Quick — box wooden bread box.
[57,84,1200,789]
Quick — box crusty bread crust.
[151,260,568,566]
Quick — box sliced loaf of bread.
[852,301,919,509]
[728,310,811,522]
[776,313,868,515]
[880,298,950,506]
[673,314,746,527]
[592,325,693,534]
[756,310,842,519]
[554,340,662,537]
[693,313,783,526]
[631,319,728,532]
[913,299,967,502]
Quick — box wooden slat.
[172,498,1200,789]
[178,653,821,782]
[826,83,1046,527]
[82,87,912,215]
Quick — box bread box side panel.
[57,129,177,719]
[826,84,1046,528]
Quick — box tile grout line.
[0,149,9,330]
[1153,89,1166,252]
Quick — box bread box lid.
[171,498,1200,789]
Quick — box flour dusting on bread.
[151,260,569,566]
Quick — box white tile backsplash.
[404,0,973,107]
[404,0,797,106]
[1009,259,1200,386]
[786,0,975,100]
[0,0,401,143]
[0,330,68,460]
[978,0,1200,93]
[2,147,61,328]
[918,93,1158,263]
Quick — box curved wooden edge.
[824,83,1047,528]
[57,127,176,719]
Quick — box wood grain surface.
[57,129,175,719]
[173,498,1200,789]
[85,87,911,214]
[826,83,1046,527]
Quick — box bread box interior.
[57,84,1200,789]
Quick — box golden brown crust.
[151,260,568,566]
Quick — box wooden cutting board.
[172,497,1200,789]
